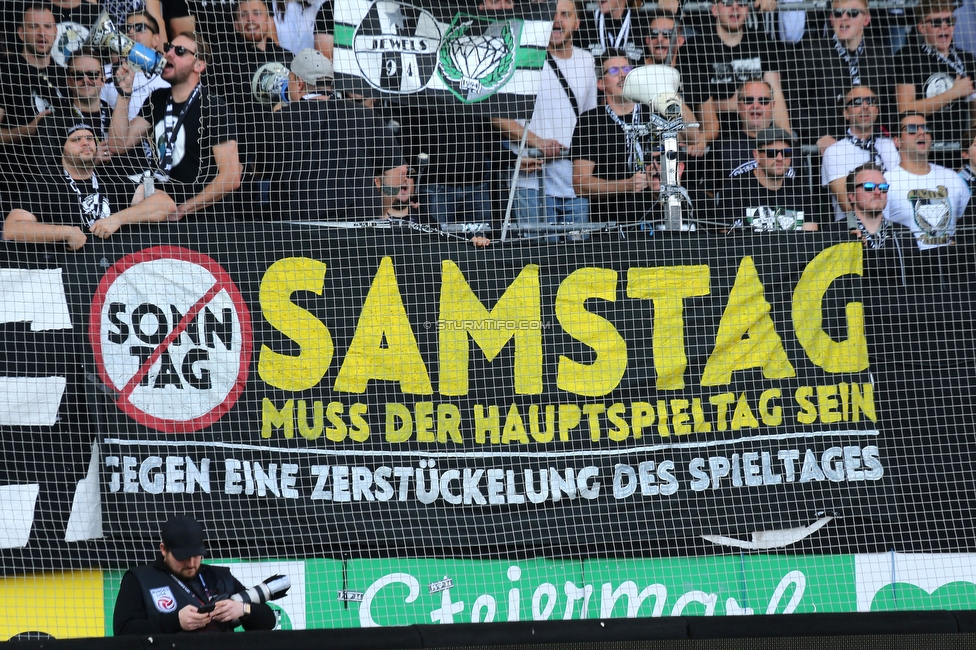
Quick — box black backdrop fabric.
[1,224,974,571]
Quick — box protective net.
[2,0,976,640]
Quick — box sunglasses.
[719,0,748,6]
[831,8,863,18]
[925,16,956,26]
[605,65,634,76]
[761,147,792,158]
[846,96,877,107]
[856,182,889,193]
[70,70,102,80]
[163,42,197,58]
[902,123,929,134]
[739,95,772,106]
[123,22,155,34]
[648,29,676,38]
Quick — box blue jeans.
[512,188,590,241]
[424,182,492,226]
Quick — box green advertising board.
[99,553,976,634]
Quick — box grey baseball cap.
[290,48,333,84]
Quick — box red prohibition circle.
[89,246,252,433]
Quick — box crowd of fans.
[1,0,975,250]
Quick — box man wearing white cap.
[263,48,403,220]
[283,47,333,104]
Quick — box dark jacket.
[113,557,276,635]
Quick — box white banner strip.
[0,377,66,426]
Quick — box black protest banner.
[77,224,889,558]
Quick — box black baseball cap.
[161,515,207,560]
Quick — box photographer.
[113,515,276,635]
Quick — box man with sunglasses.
[894,0,976,168]
[885,112,970,249]
[108,32,241,221]
[838,162,915,251]
[706,79,787,185]
[718,127,822,230]
[102,11,170,122]
[643,9,685,67]
[679,0,790,146]
[32,48,115,167]
[795,0,892,146]
[821,85,900,221]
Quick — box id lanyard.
[62,168,102,229]
[605,104,645,172]
[169,572,211,605]
[157,85,202,177]
[596,8,632,51]
[832,34,865,85]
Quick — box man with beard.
[114,516,276,635]
[718,127,822,230]
[3,123,176,250]
[209,1,288,170]
[108,32,241,220]
[492,0,598,239]
[0,3,68,197]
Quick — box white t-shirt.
[884,163,971,249]
[514,47,597,198]
[273,0,328,55]
[821,136,900,221]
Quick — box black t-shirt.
[398,100,494,187]
[573,104,657,223]
[16,166,132,230]
[266,97,403,220]
[576,7,647,62]
[705,132,759,189]
[893,39,976,149]
[0,54,68,127]
[679,28,785,108]
[0,54,69,192]
[209,36,289,159]
[793,36,894,141]
[138,85,236,194]
[718,170,822,229]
